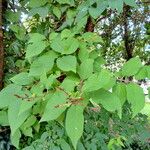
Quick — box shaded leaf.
[29,7,49,18]
[28,0,48,8]
[11,129,21,149]
[0,111,9,126]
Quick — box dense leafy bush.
[0,0,150,149]
[22,106,150,150]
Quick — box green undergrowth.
[21,104,150,150]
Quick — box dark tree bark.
[0,0,4,89]
[85,17,95,32]
[123,5,135,60]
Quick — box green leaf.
[40,72,48,87]
[22,127,33,137]
[148,87,150,99]
[22,115,37,128]
[75,16,88,31]
[123,0,137,7]
[49,32,59,40]
[51,36,63,53]
[146,66,150,78]
[29,33,46,43]
[61,29,73,39]
[40,91,68,122]
[77,141,86,150]
[60,139,71,150]
[0,111,9,126]
[22,146,34,150]
[8,100,30,136]
[0,84,22,108]
[75,2,88,22]
[30,82,44,96]
[62,37,79,54]
[19,100,36,115]
[113,83,127,106]
[108,0,123,13]
[6,11,21,22]
[78,59,94,80]
[60,77,78,93]
[83,69,112,92]
[66,105,84,149]
[121,57,142,77]
[21,115,36,137]
[89,2,107,19]
[135,66,147,80]
[32,101,47,115]
[93,57,105,72]
[126,83,145,117]
[103,77,116,90]
[78,42,89,62]
[51,37,79,54]
[56,0,75,5]
[11,129,21,149]
[90,89,121,112]
[29,7,49,18]
[89,51,99,59]
[29,51,58,77]
[67,9,77,19]
[26,33,47,59]
[82,32,103,43]
[11,72,34,86]
[9,25,26,40]
[45,74,57,90]
[21,115,37,129]
[28,0,48,8]
[53,7,61,19]
[141,102,150,120]
[33,121,40,132]
[57,56,77,73]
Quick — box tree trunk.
[0,0,4,89]
[85,17,95,32]
[123,5,135,61]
